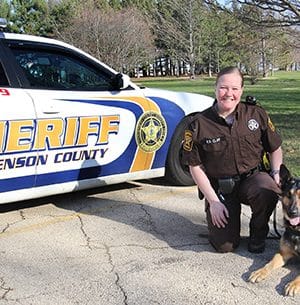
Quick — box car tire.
[165,115,195,186]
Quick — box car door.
[5,40,158,192]
[0,48,37,196]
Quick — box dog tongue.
[289,217,300,226]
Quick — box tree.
[119,0,157,12]
[235,0,300,26]
[154,0,208,78]
[58,3,156,73]
[200,8,236,75]
[48,0,81,37]
[8,0,52,35]
[0,0,10,19]
[2,0,299,77]
[204,0,300,26]
[203,0,300,77]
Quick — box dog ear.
[279,164,291,188]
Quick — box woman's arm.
[269,146,283,185]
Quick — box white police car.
[0,19,213,204]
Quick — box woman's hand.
[209,201,229,228]
[189,165,229,228]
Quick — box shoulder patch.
[183,130,193,151]
[268,117,275,132]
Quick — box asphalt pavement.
[0,180,299,305]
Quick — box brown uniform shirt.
[182,100,282,179]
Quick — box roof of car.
[2,32,66,44]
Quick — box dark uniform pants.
[205,172,280,253]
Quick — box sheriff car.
[0,19,213,204]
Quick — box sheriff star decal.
[135,111,167,152]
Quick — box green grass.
[134,71,300,176]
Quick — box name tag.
[205,137,221,144]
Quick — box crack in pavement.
[1,211,26,235]
[231,282,258,296]
[139,204,166,239]
[74,211,129,304]
[0,277,13,300]
[0,223,9,234]
[93,241,209,252]
[19,210,25,220]
[129,188,166,240]
[76,214,92,250]
[104,244,128,305]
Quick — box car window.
[0,61,9,86]
[10,48,115,91]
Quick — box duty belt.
[214,166,260,195]
[234,166,260,181]
[214,166,260,183]
[198,166,261,199]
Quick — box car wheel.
[165,116,195,186]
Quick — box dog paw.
[285,278,300,297]
[248,268,269,283]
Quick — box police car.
[0,19,213,204]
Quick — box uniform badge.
[247,119,259,131]
[183,130,193,151]
[268,117,275,132]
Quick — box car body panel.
[0,32,213,204]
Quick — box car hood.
[141,87,214,115]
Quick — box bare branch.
[235,0,300,26]
[204,0,300,26]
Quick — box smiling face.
[215,71,244,116]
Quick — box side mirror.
[112,73,131,90]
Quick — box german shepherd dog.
[249,164,300,296]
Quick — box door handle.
[42,105,60,114]
[43,110,60,114]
